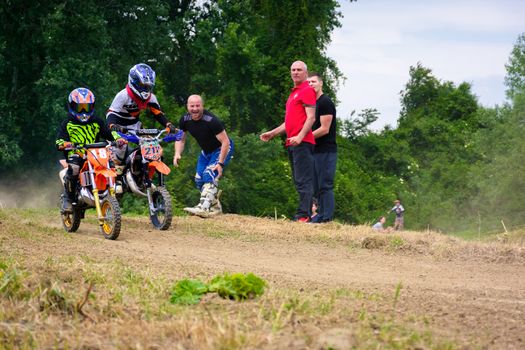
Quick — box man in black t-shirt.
[307,72,337,222]
[173,95,234,217]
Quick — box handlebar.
[64,141,114,151]
[128,128,163,136]
[117,128,183,143]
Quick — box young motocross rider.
[56,87,127,212]
[106,63,177,181]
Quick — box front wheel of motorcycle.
[100,196,122,240]
[150,186,172,230]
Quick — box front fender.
[149,161,171,175]
[98,169,117,178]
[94,169,116,190]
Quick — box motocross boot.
[62,174,78,212]
[208,189,223,216]
[115,175,124,194]
[184,183,220,217]
[61,193,73,213]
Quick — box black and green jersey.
[56,114,115,155]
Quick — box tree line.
[1,1,524,234]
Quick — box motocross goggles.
[72,102,94,115]
[135,81,154,93]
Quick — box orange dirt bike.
[59,141,122,240]
[115,128,183,230]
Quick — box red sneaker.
[296,216,310,223]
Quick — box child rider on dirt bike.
[106,63,177,189]
[56,87,127,212]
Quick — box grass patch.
[3,208,517,349]
[388,235,407,251]
[0,258,29,300]
[0,250,459,349]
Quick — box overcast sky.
[326,0,525,129]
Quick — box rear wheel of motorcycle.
[100,196,122,240]
[150,186,172,230]
[62,208,81,232]
[60,194,81,232]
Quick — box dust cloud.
[0,173,62,209]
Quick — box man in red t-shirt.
[260,60,316,222]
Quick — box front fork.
[89,165,115,227]
[87,162,106,227]
[92,189,105,226]
[144,163,163,216]
[146,187,155,216]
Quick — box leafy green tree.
[395,64,481,230]
[0,1,57,169]
[340,108,379,139]
[467,33,525,231]
[505,33,525,100]
[161,0,345,134]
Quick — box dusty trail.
[10,213,525,348]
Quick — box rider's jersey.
[106,87,169,131]
[56,114,115,156]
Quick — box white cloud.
[328,0,524,129]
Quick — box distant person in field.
[307,72,337,223]
[391,199,405,230]
[372,216,391,233]
[173,94,234,218]
[310,198,320,223]
[260,60,316,223]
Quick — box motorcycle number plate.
[141,141,162,161]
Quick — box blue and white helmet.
[128,63,156,100]
[68,88,95,123]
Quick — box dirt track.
[6,212,525,349]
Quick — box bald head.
[187,94,203,106]
[292,60,307,70]
[187,94,204,120]
[290,61,308,86]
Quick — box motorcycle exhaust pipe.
[80,187,96,206]
[125,172,147,197]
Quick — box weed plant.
[170,273,267,305]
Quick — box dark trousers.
[288,142,314,219]
[314,151,337,222]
